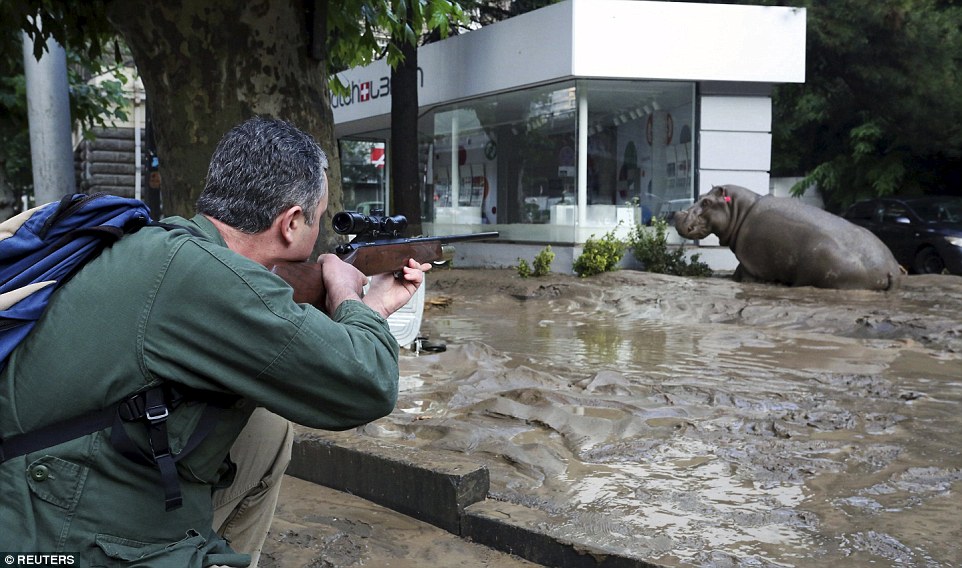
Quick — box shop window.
[339,139,387,214]
[420,79,694,242]
[584,80,695,226]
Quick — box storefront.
[332,0,806,270]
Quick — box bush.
[627,217,713,277]
[517,258,532,278]
[573,229,626,277]
[518,246,555,278]
[532,245,555,276]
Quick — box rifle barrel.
[347,231,500,250]
[343,231,499,275]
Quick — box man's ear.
[277,205,304,246]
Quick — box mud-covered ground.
[302,268,962,567]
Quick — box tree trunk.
[390,31,422,236]
[105,0,343,247]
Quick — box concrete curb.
[288,430,489,535]
[287,430,663,567]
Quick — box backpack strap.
[0,384,236,512]
[109,384,235,511]
[0,400,117,464]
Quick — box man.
[0,117,427,566]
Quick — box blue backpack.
[0,193,151,365]
[0,193,225,511]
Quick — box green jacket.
[0,215,400,566]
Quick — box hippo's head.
[673,186,736,240]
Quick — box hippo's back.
[749,196,901,290]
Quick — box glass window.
[422,82,579,241]
[912,198,962,223]
[418,79,695,242]
[582,80,695,228]
[883,203,910,224]
[339,138,387,215]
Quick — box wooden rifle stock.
[271,231,498,306]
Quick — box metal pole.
[577,87,588,228]
[22,23,76,205]
[450,112,460,209]
[134,85,143,201]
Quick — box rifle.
[272,209,498,305]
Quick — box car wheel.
[913,247,945,274]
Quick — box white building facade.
[332,0,807,272]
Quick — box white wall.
[698,95,774,197]
[571,0,806,83]
[695,95,774,247]
[333,0,807,136]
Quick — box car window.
[883,204,910,223]
[913,199,962,223]
[942,202,962,222]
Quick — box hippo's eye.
[700,198,710,207]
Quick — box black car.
[843,196,962,275]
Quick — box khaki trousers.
[213,408,294,568]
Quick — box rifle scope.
[332,210,408,237]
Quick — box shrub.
[518,246,555,278]
[517,258,532,278]
[532,245,555,276]
[573,229,626,277]
[627,217,713,277]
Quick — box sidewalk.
[260,429,662,568]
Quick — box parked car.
[843,196,962,275]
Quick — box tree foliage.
[327,0,463,86]
[775,0,962,210]
[672,0,962,211]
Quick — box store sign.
[370,146,385,168]
[331,68,425,109]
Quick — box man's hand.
[272,255,430,318]
[362,258,431,318]
[317,254,368,315]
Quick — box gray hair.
[197,116,329,234]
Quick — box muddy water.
[363,269,962,567]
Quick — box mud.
[344,269,961,566]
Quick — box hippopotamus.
[673,184,901,290]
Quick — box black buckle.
[119,387,173,423]
[118,393,146,422]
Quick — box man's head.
[197,116,329,235]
